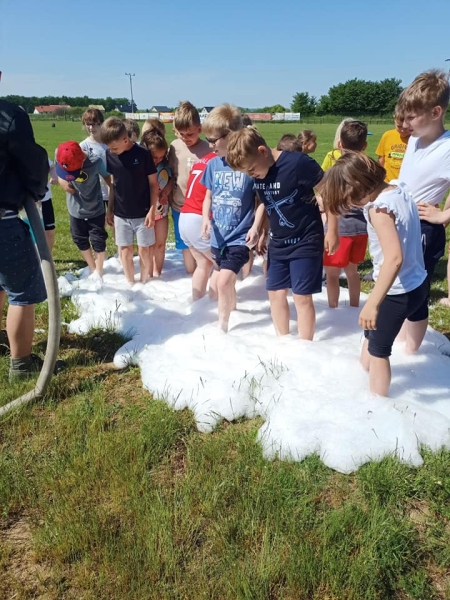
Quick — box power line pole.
[125,72,135,114]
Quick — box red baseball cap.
[56,141,85,181]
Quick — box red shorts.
[323,234,368,268]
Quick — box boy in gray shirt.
[56,141,111,281]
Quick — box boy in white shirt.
[395,69,450,352]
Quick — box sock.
[10,355,32,371]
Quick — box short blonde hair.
[333,118,354,149]
[226,126,268,171]
[396,69,450,115]
[173,101,201,131]
[122,118,140,140]
[101,117,127,144]
[202,103,243,138]
[142,117,166,136]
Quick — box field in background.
[0,121,449,600]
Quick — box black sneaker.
[9,354,67,382]
[0,330,9,356]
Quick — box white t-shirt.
[399,131,450,206]
[80,137,109,202]
[364,183,427,295]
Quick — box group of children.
[50,69,450,398]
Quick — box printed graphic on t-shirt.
[263,187,298,229]
[213,171,246,233]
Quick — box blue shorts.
[171,208,189,251]
[211,245,250,274]
[0,217,47,306]
[266,253,323,295]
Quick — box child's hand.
[159,190,168,206]
[256,230,268,255]
[358,301,378,331]
[58,178,75,195]
[417,203,444,224]
[145,207,155,229]
[245,227,259,249]
[324,230,339,255]
[50,177,58,186]
[201,219,211,240]
[106,211,114,227]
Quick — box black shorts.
[408,220,446,322]
[266,253,323,295]
[70,213,108,253]
[364,278,428,358]
[211,245,250,274]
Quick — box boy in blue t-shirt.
[200,104,259,332]
[227,127,339,340]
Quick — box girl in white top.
[322,152,427,397]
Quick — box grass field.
[0,121,449,600]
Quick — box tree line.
[1,78,403,117]
[244,78,403,117]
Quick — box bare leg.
[80,248,96,273]
[7,304,35,359]
[94,251,105,276]
[369,356,391,396]
[344,262,361,307]
[138,245,153,282]
[209,269,219,301]
[153,217,168,277]
[325,266,341,308]
[120,245,135,284]
[216,269,237,332]
[439,254,450,306]
[360,338,370,371]
[45,229,55,251]
[404,319,428,354]
[183,248,196,275]
[189,247,214,301]
[241,251,254,279]
[293,293,315,340]
[268,289,290,335]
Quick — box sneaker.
[9,354,67,382]
[0,330,9,356]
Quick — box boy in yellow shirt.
[376,116,412,182]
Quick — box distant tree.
[325,78,402,115]
[291,92,317,116]
[105,109,125,119]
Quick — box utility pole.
[125,72,135,114]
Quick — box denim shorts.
[0,217,47,305]
[266,253,323,295]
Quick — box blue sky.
[1,0,449,109]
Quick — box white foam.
[63,251,450,473]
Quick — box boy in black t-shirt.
[101,117,158,284]
[227,127,339,340]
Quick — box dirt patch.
[0,519,56,599]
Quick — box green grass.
[0,121,449,599]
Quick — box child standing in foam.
[56,141,111,281]
[200,104,259,332]
[168,101,211,274]
[80,108,109,211]
[226,127,339,340]
[140,127,173,276]
[322,152,427,397]
[323,120,369,308]
[394,70,450,344]
[101,117,158,284]
[179,151,217,300]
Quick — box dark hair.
[276,133,303,152]
[141,129,168,154]
[340,120,367,151]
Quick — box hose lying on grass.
[0,196,61,418]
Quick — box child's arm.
[246,200,266,248]
[145,173,158,228]
[159,177,173,206]
[49,161,58,185]
[417,202,450,226]
[315,178,339,255]
[105,175,115,226]
[57,177,75,195]
[359,207,403,331]
[201,190,212,238]
[378,156,385,167]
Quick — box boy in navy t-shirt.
[200,104,259,332]
[227,127,339,340]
